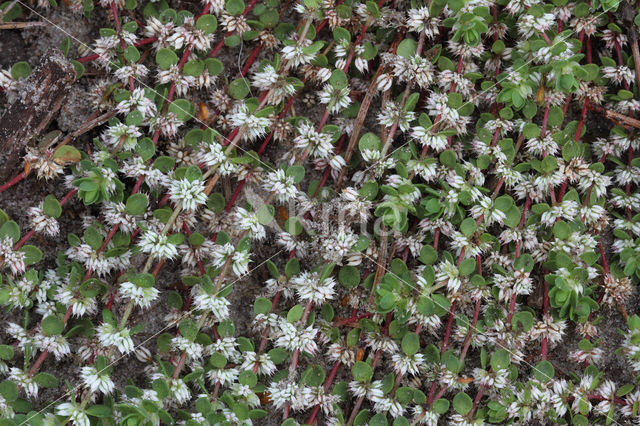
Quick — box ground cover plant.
[0,0,640,424]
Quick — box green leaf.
[21,245,43,265]
[452,392,473,415]
[229,78,251,99]
[249,409,268,419]
[179,319,199,341]
[552,220,570,240]
[239,370,258,387]
[513,253,534,272]
[123,46,140,62]
[432,398,450,414]
[287,304,303,323]
[533,360,555,382]
[459,258,476,276]
[286,164,305,183]
[34,372,58,388]
[0,220,20,243]
[333,27,351,42]
[352,361,373,382]
[541,155,557,173]
[416,297,434,316]
[259,9,279,27]
[209,352,227,368]
[418,245,437,265]
[253,297,272,314]
[512,311,533,332]
[84,226,103,251]
[42,200,62,223]
[280,258,297,279]
[155,48,178,70]
[10,61,31,79]
[268,348,288,364]
[494,195,514,212]
[0,345,14,360]
[183,60,205,77]
[321,303,334,321]
[439,150,457,168]
[86,405,112,418]
[42,316,64,336]
[369,413,388,426]
[225,0,245,15]
[125,193,148,215]
[125,109,143,127]
[359,181,378,200]
[401,333,419,355]
[616,383,635,397]
[205,58,224,75]
[52,145,82,164]
[396,387,414,404]
[359,132,382,151]
[490,349,510,371]
[338,265,360,288]
[284,217,303,235]
[256,204,275,225]
[0,380,18,402]
[397,38,417,59]
[168,99,194,121]
[71,60,84,79]
[329,69,348,89]
[152,378,170,399]
[460,218,476,237]
[196,14,217,34]
[135,137,155,161]
[301,365,325,386]
[1,1,22,22]
[225,34,242,47]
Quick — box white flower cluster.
[118,280,159,309]
[28,204,59,237]
[169,177,208,212]
[0,236,25,276]
[96,323,134,354]
[229,103,271,142]
[138,230,178,261]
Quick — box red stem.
[241,45,263,77]
[60,189,78,206]
[13,230,35,250]
[0,171,26,194]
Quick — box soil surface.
[0,2,638,425]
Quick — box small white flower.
[169,177,208,212]
[171,336,204,360]
[28,204,59,237]
[56,402,90,426]
[9,368,38,398]
[318,84,352,114]
[282,42,316,70]
[101,123,141,151]
[197,141,236,176]
[291,271,337,304]
[138,230,178,261]
[294,121,334,160]
[80,365,115,395]
[118,281,159,309]
[262,169,298,202]
[193,289,230,322]
[229,103,271,142]
[96,323,134,354]
[275,320,318,355]
[0,236,26,276]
